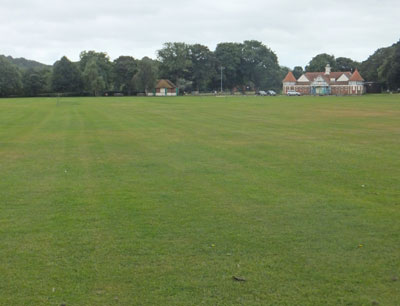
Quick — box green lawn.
[0,95,399,305]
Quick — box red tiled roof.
[330,72,352,80]
[304,72,328,82]
[303,72,353,84]
[282,71,297,82]
[287,69,363,86]
[349,69,364,82]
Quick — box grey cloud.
[0,0,399,67]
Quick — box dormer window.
[325,64,331,75]
[337,74,350,82]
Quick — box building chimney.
[325,64,331,75]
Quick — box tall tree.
[157,42,191,84]
[214,42,243,91]
[305,53,336,72]
[336,57,360,72]
[360,47,392,83]
[241,40,280,90]
[292,66,304,79]
[79,51,112,90]
[82,58,106,96]
[377,41,400,90]
[360,41,399,89]
[51,56,83,93]
[133,57,158,94]
[22,68,51,96]
[112,56,138,95]
[0,56,22,97]
[188,44,216,92]
[386,42,400,90]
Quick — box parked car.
[256,90,267,96]
[267,90,276,96]
[287,90,301,96]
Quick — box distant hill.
[4,55,51,70]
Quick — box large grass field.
[0,95,399,305]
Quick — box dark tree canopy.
[79,51,113,90]
[292,66,304,79]
[336,57,360,72]
[0,56,22,97]
[82,58,106,96]
[22,68,51,96]
[361,40,400,90]
[112,56,138,94]
[157,42,192,84]
[386,42,400,90]
[214,42,243,90]
[361,48,388,82]
[241,40,281,91]
[51,56,83,93]
[189,44,216,91]
[133,57,158,93]
[305,53,336,72]
[378,41,400,90]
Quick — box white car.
[287,90,301,96]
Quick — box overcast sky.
[0,0,399,68]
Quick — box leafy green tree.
[214,42,243,91]
[82,58,106,96]
[360,41,399,89]
[22,68,51,96]
[79,51,112,89]
[188,44,216,91]
[133,57,158,94]
[305,53,336,72]
[292,66,304,79]
[361,47,391,83]
[377,41,400,90]
[51,56,83,93]
[0,56,22,97]
[241,40,281,91]
[336,57,360,72]
[157,42,192,84]
[112,56,138,95]
[386,42,400,90]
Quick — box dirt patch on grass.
[0,151,27,162]
[318,109,400,118]
[362,123,400,134]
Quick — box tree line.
[1,39,399,97]
[0,52,159,97]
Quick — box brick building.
[282,64,365,95]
